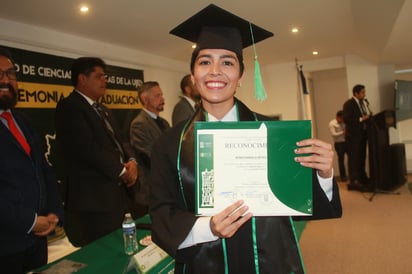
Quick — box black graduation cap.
[170,4,274,57]
[170,4,274,101]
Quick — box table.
[34,215,173,274]
[35,217,305,273]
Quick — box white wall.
[378,64,396,110]
[237,61,300,120]
[0,18,188,123]
[393,72,412,171]
[0,18,361,123]
[310,68,349,177]
[345,54,381,112]
[395,119,412,172]
[241,57,346,121]
[2,18,411,171]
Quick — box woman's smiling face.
[192,48,243,110]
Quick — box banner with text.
[3,45,144,183]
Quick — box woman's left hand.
[294,138,334,179]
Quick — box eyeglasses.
[0,68,18,80]
[91,72,108,80]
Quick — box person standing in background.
[55,57,138,247]
[172,74,201,126]
[343,84,371,191]
[129,81,170,206]
[329,110,347,181]
[0,47,64,273]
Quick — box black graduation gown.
[149,98,342,274]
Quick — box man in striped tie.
[55,57,139,247]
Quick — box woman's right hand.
[210,200,252,238]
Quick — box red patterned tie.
[1,112,31,155]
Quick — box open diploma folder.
[195,121,312,216]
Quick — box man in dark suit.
[129,81,170,206]
[55,57,138,247]
[343,84,371,190]
[172,74,200,126]
[0,48,64,273]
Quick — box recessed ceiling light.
[192,44,197,49]
[80,6,89,13]
[312,51,319,55]
[291,28,299,33]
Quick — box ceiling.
[1,0,412,70]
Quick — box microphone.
[364,98,372,115]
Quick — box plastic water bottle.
[122,213,138,255]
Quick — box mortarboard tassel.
[250,23,267,101]
[254,57,267,101]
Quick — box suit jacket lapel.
[352,98,362,116]
[72,91,120,145]
[71,91,102,123]
[183,97,195,113]
[0,120,16,146]
[141,110,163,135]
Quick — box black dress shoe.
[349,179,362,185]
[348,180,373,192]
[361,184,374,192]
[360,177,370,184]
[347,182,363,191]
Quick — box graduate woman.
[149,4,342,274]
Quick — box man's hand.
[361,114,370,122]
[121,160,138,187]
[33,213,59,236]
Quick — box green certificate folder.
[194,120,312,216]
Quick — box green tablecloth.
[35,216,305,273]
[35,215,167,274]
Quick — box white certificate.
[195,121,312,216]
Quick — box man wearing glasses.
[0,47,64,273]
